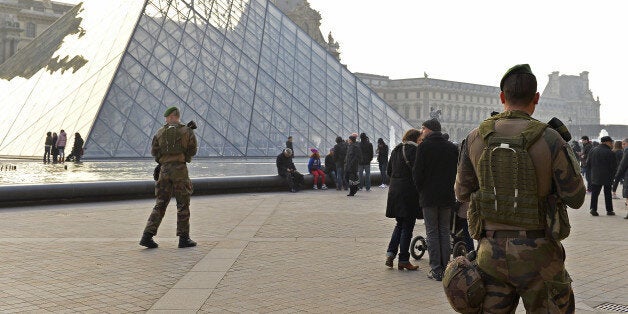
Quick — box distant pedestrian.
[69,133,84,162]
[345,133,362,196]
[51,132,59,163]
[308,148,327,190]
[412,118,458,281]
[612,140,624,199]
[376,138,389,188]
[613,138,628,219]
[140,106,198,249]
[56,130,67,163]
[324,148,336,187]
[385,128,421,271]
[44,132,53,163]
[285,136,293,156]
[333,136,348,190]
[587,136,617,216]
[580,136,593,191]
[570,140,581,155]
[358,132,373,191]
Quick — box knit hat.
[310,148,318,154]
[600,136,613,143]
[164,106,179,117]
[500,64,535,91]
[422,118,441,132]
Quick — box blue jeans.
[386,217,416,262]
[378,161,388,185]
[423,206,451,273]
[358,164,371,190]
[335,166,346,190]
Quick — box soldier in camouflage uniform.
[454,64,585,313]
[140,106,198,249]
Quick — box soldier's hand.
[187,120,197,130]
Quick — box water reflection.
[0,158,306,185]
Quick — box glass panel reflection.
[0,0,411,159]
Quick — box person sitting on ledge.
[276,148,303,193]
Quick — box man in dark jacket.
[358,133,374,191]
[587,136,617,216]
[345,134,362,196]
[333,136,348,190]
[412,118,458,281]
[276,148,302,192]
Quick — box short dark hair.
[581,136,589,141]
[502,73,537,106]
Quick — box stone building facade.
[272,0,340,60]
[356,71,611,143]
[0,0,74,64]
[356,72,502,142]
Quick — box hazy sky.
[308,0,627,125]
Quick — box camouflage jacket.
[152,123,198,164]
[455,111,585,230]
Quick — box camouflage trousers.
[477,237,574,314]
[143,162,193,236]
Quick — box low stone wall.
[0,173,383,207]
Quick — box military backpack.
[158,124,185,156]
[472,112,548,231]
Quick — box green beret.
[163,106,179,117]
[500,64,535,91]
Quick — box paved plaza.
[0,188,626,313]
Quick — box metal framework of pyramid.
[0,0,411,158]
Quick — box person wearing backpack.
[140,106,198,249]
[454,64,585,313]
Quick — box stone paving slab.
[0,187,626,313]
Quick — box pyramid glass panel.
[0,0,411,159]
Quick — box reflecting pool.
[0,158,309,185]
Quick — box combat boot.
[178,234,197,248]
[139,232,158,248]
[347,185,358,196]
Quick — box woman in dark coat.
[613,141,628,218]
[385,128,421,270]
[612,140,624,199]
[69,133,84,162]
[344,134,362,196]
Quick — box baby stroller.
[410,204,470,260]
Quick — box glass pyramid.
[0,0,411,158]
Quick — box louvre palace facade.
[355,71,620,143]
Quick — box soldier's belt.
[481,229,546,239]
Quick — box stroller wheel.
[410,236,427,260]
[452,241,468,258]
